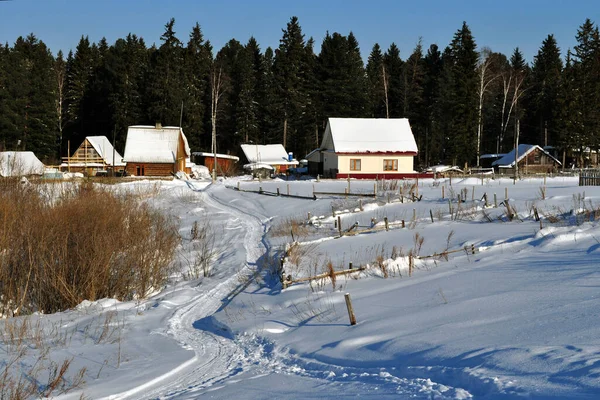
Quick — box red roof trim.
[335,151,418,156]
[336,172,433,180]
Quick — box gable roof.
[86,136,125,166]
[123,126,190,163]
[240,144,298,166]
[492,144,562,167]
[0,151,45,176]
[321,118,418,154]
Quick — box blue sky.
[0,0,597,63]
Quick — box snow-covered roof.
[86,136,125,166]
[492,144,561,167]
[0,151,45,177]
[322,118,418,154]
[192,152,240,161]
[123,126,190,163]
[243,162,275,171]
[240,144,298,166]
[480,153,506,160]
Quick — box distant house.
[192,152,239,176]
[492,144,561,174]
[61,136,125,175]
[306,118,419,179]
[123,124,191,177]
[0,151,45,177]
[240,144,298,175]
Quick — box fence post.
[332,205,336,218]
[287,184,290,196]
[277,187,280,196]
[347,176,351,194]
[338,216,342,237]
[409,255,413,277]
[448,198,453,214]
[413,208,417,222]
[505,187,508,201]
[384,217,389,231]
[430,209,434,223]
[416,177,419,197]
[494,193,497,208]
[344,293,357,326]
[401,219,405,228]
[472,186,475,202]
[359,199,363,211]
[374,182,377,197]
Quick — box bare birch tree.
[476,47,496,166]
[382,64,390,119]
[210,65,225,182]
[55,51,66,158]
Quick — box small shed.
[61,136,125,175]
[192,152,239,176]
[309,118,421,179]
[123,124,192,177]
[0,151,45,177]
[492,144,561,175]
[240,144,298,175]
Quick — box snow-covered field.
[3,175,599,399]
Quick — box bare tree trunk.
[382,64,389,119]
[283,116,288,149]
[476,50,496,166]
[499,73,512,154]
[211,67,224,182]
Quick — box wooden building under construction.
[61,136,125,175]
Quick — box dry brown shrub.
[269,216,311,241]
[0,179,179,315]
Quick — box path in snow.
[102,184,269,399]
[104,182,478,399]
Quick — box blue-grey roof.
[492,144,561,167]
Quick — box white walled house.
[307,118,420,179]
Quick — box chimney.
[155,122,162,130]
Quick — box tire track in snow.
[103,184,269,399]
[105,183,484,399]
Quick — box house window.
[136,165,145,176]
[383,159,398,171]
[350,159,361,171]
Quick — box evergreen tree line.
[0,17,598,168]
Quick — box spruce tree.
[530,35,562,147]
[183,23,212,151]
[423,44,443,165]
[438,22,478,165]
[383,43,404,117]
[572,19,600,158]
[147,18,185,126]
[273,16,311,153]
[365,43,387,118]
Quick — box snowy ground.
[2,175,599,399]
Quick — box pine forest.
[0,17,599,169]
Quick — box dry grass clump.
[0,179,179,316]
[269,216,311,241]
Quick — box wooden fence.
[579,171,600,186]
